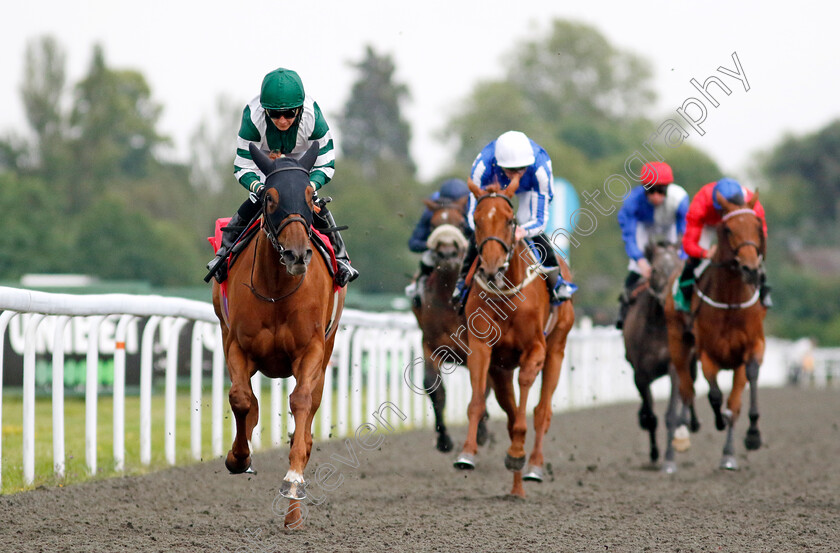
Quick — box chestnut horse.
[453,176,575,497]
[665,191,766,470]
[211,142,346,528]
[622,241,699,472]
[410,196,493,453]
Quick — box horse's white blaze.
[284,469,304,483]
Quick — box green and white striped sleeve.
[306,100,335,190]
[233,96,266,194]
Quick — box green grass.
[1,390,238,495]
[1,384,422,495]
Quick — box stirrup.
[204,254,227,283]
[335,260,359,287]
[550,282,577,305]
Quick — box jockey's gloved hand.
[249,184,265,203]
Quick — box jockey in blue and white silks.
[466,138,554,239]
[615,161,688,328]
[452,131,577,308]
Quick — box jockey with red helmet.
[615,161,688,328]
[674,177,771,312]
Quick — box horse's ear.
[467,178,483,198]
[423,198,440,210]
[715,190,735,212]
[249,142,274,175]
[504,172,521,197]
[748,188,759,209]
[299,142,320,172]
[454,196,469,210]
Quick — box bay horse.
[211,142,346,528]
[622,241,699,472]
[665,190,766,470]
[410,197,491,452]
[453,176,575,497]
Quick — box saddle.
[208,217,338,282]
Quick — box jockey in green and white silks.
[206,67,358,286]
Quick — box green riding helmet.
[260,68,305,110]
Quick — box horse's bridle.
[246,165,313,303]
[474,193,516,271]
[718,208,765,270]
[260,166,313,254]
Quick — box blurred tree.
[339,45,416,177]
[0,173,72,278]
[188,95,244,243]
[67,44,171,213]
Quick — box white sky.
[1,0,838,183]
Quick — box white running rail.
[0,286,801,491]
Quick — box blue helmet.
[712,178,744,210]
[439,178,470,200]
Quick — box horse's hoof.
[436,433,454,453]
[719,455,739,471]
[744,428,762,450]
[453,452,476,470]
[279,479,307,500]
[689,419,701,433]
[650,446,660,464]
[225,452,252,474]
[672,425,691,452]
[522,465,544,482]
[504,454,526,472]
[661,460,678,474]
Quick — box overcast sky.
[1,1,837,184]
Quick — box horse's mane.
[484,183,504,194]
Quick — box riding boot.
[530,232,576,305]
[616,272,642,329]
[759,272,773,308]
[204,209,251,283]
[451,239,478,310]
[315,205,359,287]
[675,258,700,313]
[406,251,435,309]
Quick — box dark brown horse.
[665,191,766,470]
[211,143,346,528]
[453,177,575,497]
[410,196,492,453]
[622,241,699,472]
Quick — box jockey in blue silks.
[452,130,577,308]
[615,161,688,328]
[405,178,471,306]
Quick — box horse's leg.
[666,311,696,406]
[507,341,546,498]
[700,351,726,432]
[634,371,659,465]
[225,342,255,474]
[453,343,491,470]
[476,384,491,447]
[488,368,517,443]
[744,356,763,450]
[716,363,747,471]
[422,344,452,453]
[284,368,326,529]
[524,343,564,483]
[663,364,687,474]
[280,342,326,501]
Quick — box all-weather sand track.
[1,387,837,552]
